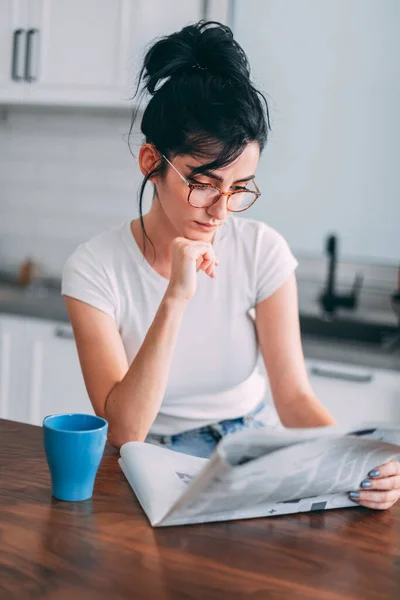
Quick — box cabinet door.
[0,315,30,423]
[306,359,400,426]
[25,0,136,107]
[0,0,29,103]
[25,319,94,426]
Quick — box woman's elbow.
[107,425,147,450]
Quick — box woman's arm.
[255,273,337,428]
[65,294,187,448]
[255,275,400,511]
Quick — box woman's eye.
[189,177,249,191]
[191,179,212,187]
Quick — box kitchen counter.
[0,282,68,322]
[0,280,399,372]
[1,417,400,600]
[302,334,400,372]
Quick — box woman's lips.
[194,221,219,230]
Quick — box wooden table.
[1,419,399,600]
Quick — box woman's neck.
[130,204,178,279]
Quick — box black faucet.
[319,234,363,316]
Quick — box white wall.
[233,0,400,265]
[0,106,150,276]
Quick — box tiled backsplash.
[0,105,150,277]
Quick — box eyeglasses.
[161,154,261,212]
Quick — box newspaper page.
[119,422,400,527]
[119,442,208,525]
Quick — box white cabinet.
[25,318,94,425]
[0,0,214,108]
[0,315,30,423]
[306,358,400,425]
[0,0,28,102]
[0,314,93,426]
[25,0,136,107]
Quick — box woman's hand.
[348,460,400,510]
[166,237,219,302]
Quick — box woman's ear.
[138,144,162,181]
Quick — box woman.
[62,21,400,510]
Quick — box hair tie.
[191,63,207,71]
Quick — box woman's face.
[143,142,260,241]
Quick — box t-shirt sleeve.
[255,223,299,305]
[61,244,116,320]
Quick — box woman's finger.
[196,250,218,277]
[199,250,212,262]
[197,263,211,274]
[367,460,400,479]
[196,256,211,271]
[358,475,400,491]
[349,489,400,504]
[205,265,215,278]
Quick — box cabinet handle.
[25,28,39,82]
[11,29,25,81]
[309,365,373,383]
[54,327,74,340]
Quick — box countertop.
[1,418,399,600]
[0,278,399,372]
[302,335,400,372]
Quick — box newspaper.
[118,421,400,527]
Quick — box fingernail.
[349,491,360,499]
[361,480,372,488]
[368,469,380,477]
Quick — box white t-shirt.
[61,217,298,435]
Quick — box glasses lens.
[189,186,220,208]
[228,191,257,211]
[189,186,258,211]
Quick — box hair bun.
[138,20,251,95]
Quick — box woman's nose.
[206,193,229,220]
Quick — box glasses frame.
[162,154,261,213]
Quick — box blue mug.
[43,413,108,502]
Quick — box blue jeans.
[144,400,278,459]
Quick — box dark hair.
[128,20,271,259]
